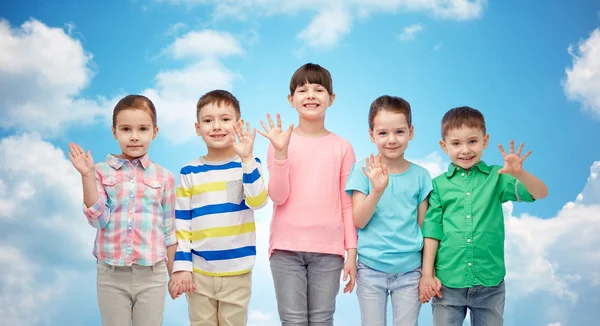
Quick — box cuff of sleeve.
[164,233,177,247]
[242,159,258,173]
[516,180,535,202]
[422,222,443,240]
[173,261,193,273]
[272,157,289,167]
[83,200,103,219]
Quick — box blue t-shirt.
[345,161,432,273]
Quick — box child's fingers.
[267,114,275,129]
[521,150,532,161]
[516,142,524,156]
[276,113,282,129]
[498,144,507,157]
[256,129,269,139]
[509,140,515,154]
[259,120,269,133]
[286,124,294,134]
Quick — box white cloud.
[0,134,97,325]
[411,152,448,178]
[248,310,279,326]
[0,19,110,134]
[166,29,243,59]
[156,0,486,49]
[399,23,424,41]
[547,323,561,326]
[434,43,443,51]
[146,30,243,143]
[164,22,188,36]
[297,8,352,50]
[564,28,600,120]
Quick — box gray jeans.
[270,250,344,326]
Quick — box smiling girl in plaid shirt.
[68,95,177,326]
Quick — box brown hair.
[368,95,412,130]
[441,106,486,139]
[196,89,240,119]
[289,63,333,95]
[112,95,157,128]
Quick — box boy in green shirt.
[420,106,548,326]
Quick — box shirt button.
[461,173,465,176]
[468,262,472,266]
[466,192,471,196]
[130,193,134,198]
[128,227,132,230]
[130,179,135,184]
[128,243,132,247]
[467,239,471,243]
[466,215,471,219]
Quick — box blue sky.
[1,0,599,325]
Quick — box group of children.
[69,63,548,326]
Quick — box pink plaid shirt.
[84,154,177,266]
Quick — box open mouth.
[210,134,227,139]
[303,103,320,109]
[458,156,475,161]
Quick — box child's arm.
[258,114,294,205]
[162,171,178,276]
[417,199,428,228]
[417,169,433,228]
[171,171,196,295]
[498,141,548,199]
[341,143,358,293]
[420,181,443,302]
[352,154,388,229]
[68,142,110,229]
[233,120,268,210]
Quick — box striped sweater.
[173,156,267,276]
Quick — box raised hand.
[232,119,256,162]
[68,142,95,176]
[257,113,294,153]
[361,154,389,193]
[498,140,531,176]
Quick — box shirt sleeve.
[419,167,433,204]
[173,169,193,273]
[340,143,358,250]
[344,160,370,197]
[422,179,444,240]
[267,144,291,205]
[242,158,268,210]
[499,173,535,203]
[162,170,177,247]
[83,167,110,229]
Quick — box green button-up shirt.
[422,161,534,288]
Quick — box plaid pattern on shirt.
[84,154,177,266]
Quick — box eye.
[396,130,404,134]
[378,132,387,136]
[452,142,459,146]
[470,139,478,144]
[298,89,306,93]
[316,88,324,92]
[141,127,149,131]
[121,127,130,131]
[223,118,231,122]
[203,119,212,123]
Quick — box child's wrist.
[240,155,254,163]
[274,150,288,160]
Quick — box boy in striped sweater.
[170,90,268,326]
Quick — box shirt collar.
[105,153,151,170]
[445,160,490,177]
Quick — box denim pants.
[432,280,505,326]
[270,250,344,326]
[356,260,421,326]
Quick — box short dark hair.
[112,95,157,128]
[196,90,240,119]
[368,95,412,130]
[289,63,333,95]
[441,106,486,139]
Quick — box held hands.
[498,140,532,176]
[361,154,388,193]
[232,119,256,163]
[68,142,95,176]
[168,271,195,300]
[257,113,294,153]
[419,275,442,303]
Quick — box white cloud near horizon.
[564,28,600,120]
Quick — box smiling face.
[112,108,158,161]
[440,126,489,171]
[369,110,414,161]
[288,82,335,121]
[195,102,237,150]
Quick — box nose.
[307,89,315,98]
[130,130,139,141]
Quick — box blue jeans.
[432,280,505,326]
[270,250,344,326]
[356,260,421,326]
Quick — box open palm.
[68,142,95,176]
[498,140,531,175]
[232,119,256,160]
[362,154,388,192]
[257,113,294,152]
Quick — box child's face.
[440,126,489,171]
[288,83,335,121]
[369,111,413,161]
[195,102,237,150]
[112,109,158,161]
